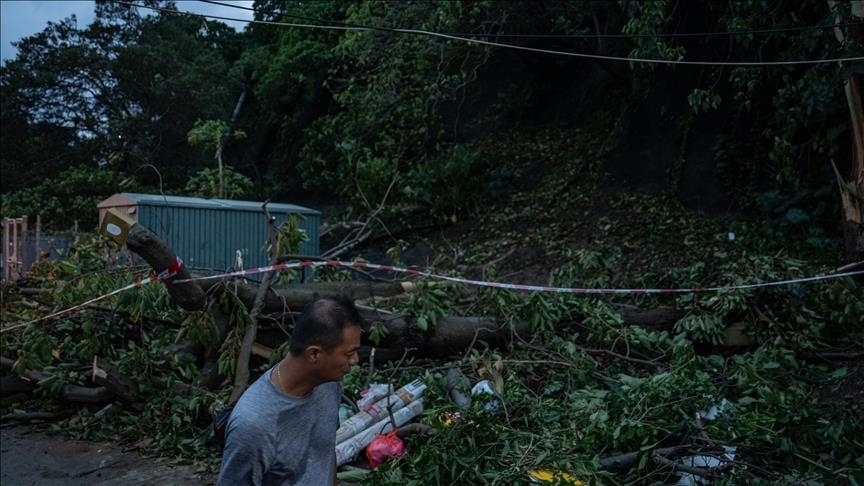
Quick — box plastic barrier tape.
[3,259,862,332]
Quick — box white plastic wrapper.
[335,399,424,466]
[336,379,426,444]
[676,446,736,485]
[471,379,501,412]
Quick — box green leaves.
[674,313,727,345]
[687,88,722,114]
[186,120,234,151]
[2,2,243,198]
[0,167,140,231]
[397,281,459,333]
[184,167,254,200]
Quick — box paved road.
[0,426,214,485]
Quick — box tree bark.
[88,358,143,410]
[1,375,36,396]
[829,0,864,262]
[125,224,207,311]
[358,312,531,358]
[1,357,110,404]
[201,280,416,313]
[610,304,685,329]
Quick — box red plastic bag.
[365,430,405,469]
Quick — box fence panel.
[2,216,72,281]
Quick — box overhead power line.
[115,1,864,66]
[201,0,864,39]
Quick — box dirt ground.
[0,426,214,485]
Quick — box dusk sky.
[0,0,254,63]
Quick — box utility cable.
[200,0,864,40]
[115,1,864,66]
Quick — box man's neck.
[273,356,318,397]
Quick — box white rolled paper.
[336,379,426,444]
[335,398,424,467]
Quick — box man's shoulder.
[227,373,279,424]
[319,381,341,393]
[314,381,341,402]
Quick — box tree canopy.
[1,1,863,484]
[2,1,861,237]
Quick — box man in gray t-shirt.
[218,296,362,485]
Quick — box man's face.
[318,325,361,382]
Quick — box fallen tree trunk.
[199,280,421,313]
[279,280,421,296]
[126,224,206,311]
[218,280,687,327]
[1,357,110,404]
[118,226,741,361]
[369,314,531,358]
[253,312,530,359]
[1,375,36,395]
[87,358,143,410]
[610,304,685,329]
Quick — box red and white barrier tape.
[156,256,184,285]
[3,259,862,332]
[2,257,185,332]
[173,260,864,294]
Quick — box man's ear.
[303,346,322,364]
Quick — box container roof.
[98,193,319,215]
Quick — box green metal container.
[98,193,320,271]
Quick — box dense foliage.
[2,1,860,226]
[2,189,862,483]
[1,1,862,484]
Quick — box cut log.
[1,357,110,404]
[362,312,531,358]
[445,368,472,409]
[59,386,110,404]
[125,224,207,311]
[88,358,143,410]
[610,304,685,329]
[1,375,36,396]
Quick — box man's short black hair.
[289,295,362,356]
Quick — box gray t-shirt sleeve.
[217,414,274,485]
